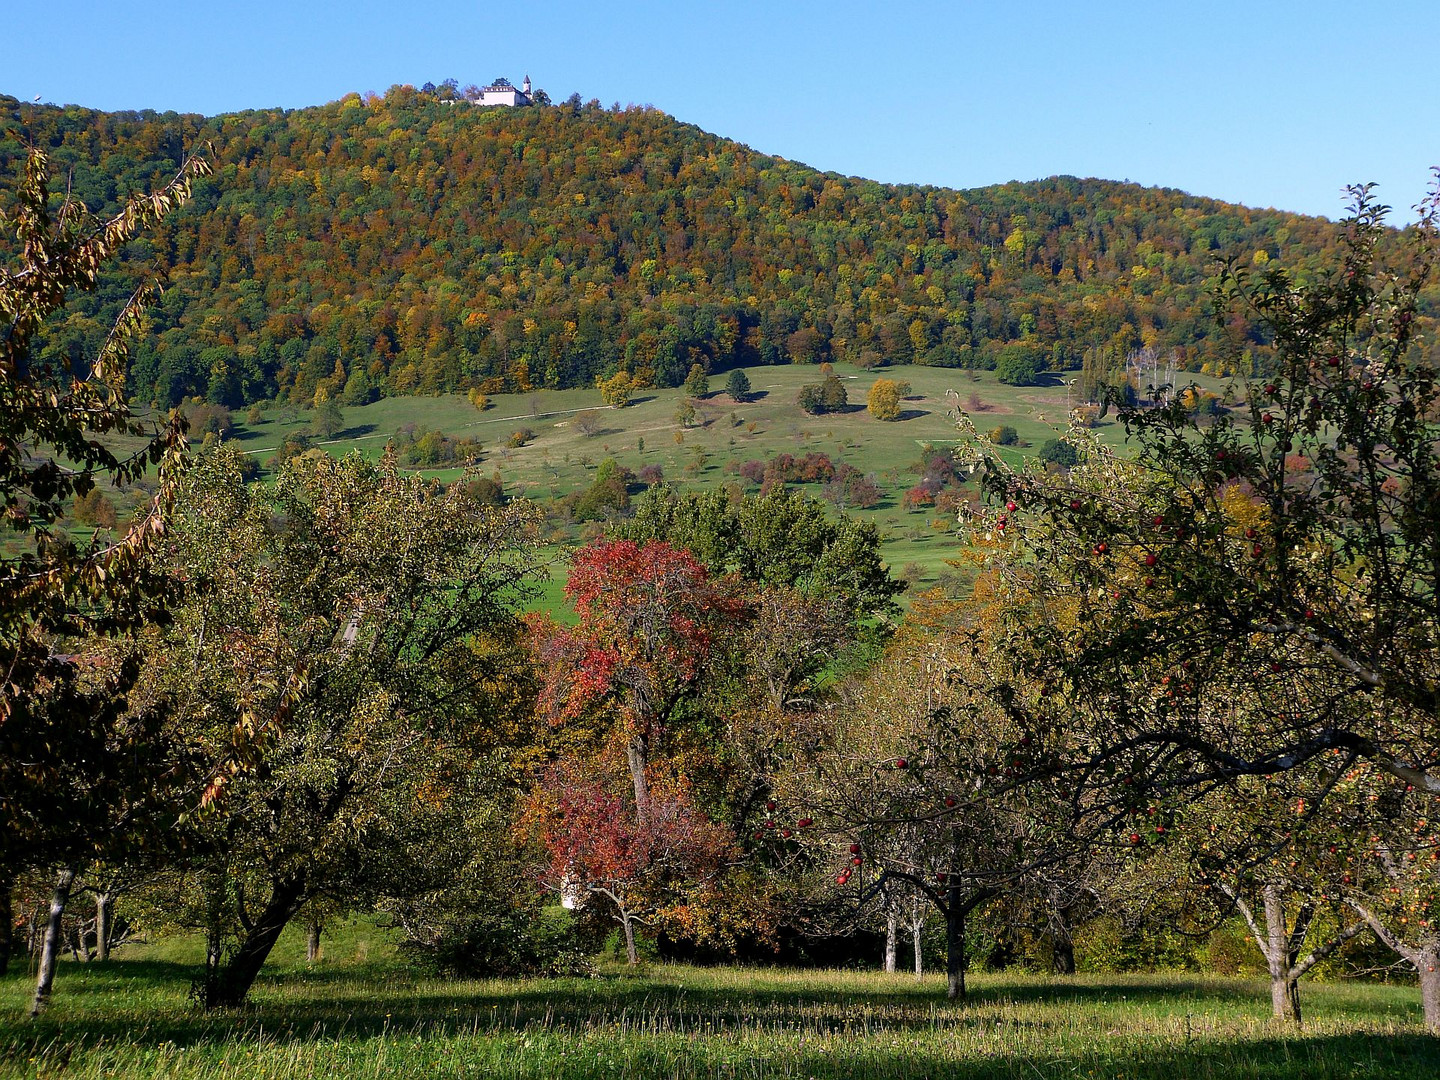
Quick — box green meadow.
[216,363,1229,600]
[0,920,1432,1080]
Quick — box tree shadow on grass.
[3,964,1432,1075]
[333,423,378,440]
[754,1035,1440,1080]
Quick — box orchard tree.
[683,363,710,399]
[797,373,848,415]
[776,631,1083,1000]
[1,145,210,1007]
[1327,762,1440,1026]
[615,485,903,630]
[954,179,1440,1029]
[597,370,637,408]
[866,377,911,420]
[153,448,542,1007]
[534,539,744,814]
[525,756,732,964]
[1184,778,1366,1024]
[739,586,850,712]
[961,179,1440,802]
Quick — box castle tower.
[522,75,532,96]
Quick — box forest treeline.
[1,87,1354,409]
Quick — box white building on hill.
[475,76,532,107]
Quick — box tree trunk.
[944,895,966,1001]
[621,914,638,965]
[626,735,649,821]
[1053,935,1076,975]
[1418,948,1440,1036]
[1050,901,1076,975]
[1262,883,1302,1025]
[29,867,76,1018]
[884,911,897,973]
[912,918,924,978]
[1269,970,1302,1024]
[203,875,306,1009]
[305,921,322,964]
[0,874,12,977]
[94,892,113,963]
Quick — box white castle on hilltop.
[475,76,532,107]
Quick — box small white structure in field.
[475,76,532,107]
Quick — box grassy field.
[1,920,1433,1079]
[220,363,1234,600]
[43,363,1236,612]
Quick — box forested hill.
[2,88,1348,408]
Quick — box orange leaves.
[525,757,732,898]
[538,539,745,731]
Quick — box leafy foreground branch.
[954,177,1440,1030]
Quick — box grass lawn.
[1,921,1433,1079]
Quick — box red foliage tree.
[535,539,746,815]
[526,757,732,963]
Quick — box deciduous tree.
[0,144,210,1009]
[525,757,732,964]
[154,448,541,1008]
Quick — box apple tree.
[961,178,1440,801]
[955,178,1440,1028]
[773,629,1086,1000]
[151,447,542,1007]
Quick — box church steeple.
[522,75,532,96]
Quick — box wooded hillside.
[2,88,1351,407]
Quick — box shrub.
[272,432,314,467]
[763,452,835,485]
[452,475,505,506]
[995,345,1046,386]
[798,374,848,414]
[823,464,881,509]
[1038,438,1078,467]
[72,487,118,529]
[508,427,535,448]
[390,425,483,466]
[402,905,592,978]
[902,484,937,510]
[989,425,1019,446]
[572,458,633,521]
[1180,386,1222,415]
[183,400,234,438]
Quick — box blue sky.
[7,0,1437,219]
